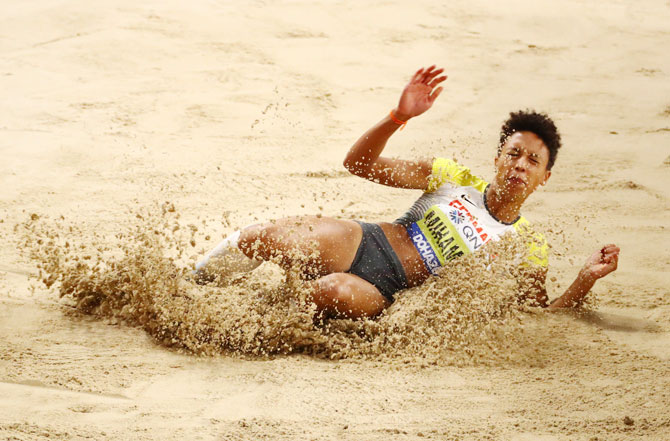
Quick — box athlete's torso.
[404,183,524,274]
[390,158,548,277]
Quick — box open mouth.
[507,176,526,186]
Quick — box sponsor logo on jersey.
[448,199,490,249]
[448,208,465,225]
[461,194,476,206]
[407,223,440,273]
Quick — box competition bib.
[407,193,515,274]
[400,158,548,273]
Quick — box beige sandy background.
[1,0,670,439]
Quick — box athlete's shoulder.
[428,157,488,193]
[513,216,549,268]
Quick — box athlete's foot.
[191,265,257,287]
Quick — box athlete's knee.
[312,274,350,309]
[329,277,358,308]
[238,224,271,258]
[312,274,389,319]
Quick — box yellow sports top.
[394,157,549,274]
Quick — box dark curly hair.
[498,110,561,170]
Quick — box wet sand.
[2,0,670,439]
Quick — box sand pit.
[2,0,670,439]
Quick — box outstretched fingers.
[409,65,447,87]
[422,66,443,84]
[410,68,424,83]
[428,75,447,88]
[428,86,444,104]
[418,65,435,82]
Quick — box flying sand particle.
[19,206,563,365]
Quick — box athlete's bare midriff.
[377,222,432,287]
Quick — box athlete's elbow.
[342,157,368,177]
[342,156,354,173]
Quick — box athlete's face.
[494,131,551,200]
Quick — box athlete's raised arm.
[343,65,447,190]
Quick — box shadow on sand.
[575,309,661,333]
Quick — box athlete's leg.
[193,229,263,284]
[195,230,261,273]
[309,273,391,319]
[238,216,362,277]
[197,218,390,317]
[195,216,362,282]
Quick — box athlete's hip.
[376,222,432,287]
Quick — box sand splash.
[19,206,555,365]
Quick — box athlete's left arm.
[517,268,550,307]
[545,244,621,311]
[518,244,620,309]
[546,244,620,310]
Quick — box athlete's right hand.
[394,65,447,121]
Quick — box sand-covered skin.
[2,0,670,440]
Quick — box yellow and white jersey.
[395,158,548,274]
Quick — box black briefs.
[346,221,409,302]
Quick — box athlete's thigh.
[310,272,390,319]
[240,215,362,274]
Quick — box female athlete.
[194,65,620,319]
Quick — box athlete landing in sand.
[195,65,620,319]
